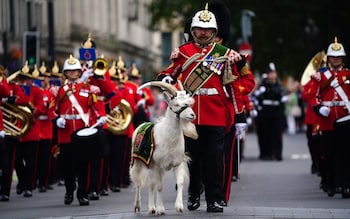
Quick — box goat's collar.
[170,105,190,119]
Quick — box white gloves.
[0,130,6,138]
[80,68,93,82]
[96,116,107,127]
[280,95,289,103]
[56,117,66,128]
[254,86,266,96]
[161,76,174,84]
[137,99,146,107]
[330,78,339,88]
[235,123,247,139]
[249,109,258,118]
[319,106,330,117]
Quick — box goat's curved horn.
[177,80,184,91]
[137,81,177,96]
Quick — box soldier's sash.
[183,43,229,96]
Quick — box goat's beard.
[181,122,198,140]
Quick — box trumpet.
[1,102,33,138]
[107,99,134,135]
[93,58,109,76]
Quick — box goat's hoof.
[157,211,166,215]
[148,209,156,214]
[134,207,140,212]
[176,207,183,213]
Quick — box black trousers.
[60,143,90,199]
[334,119,350,189]
[186,125,225,205]
[0,138,17,196]
[108,134,128,188]
[15,141,38,191]
[256,115,283,159]
[37,139,52,188]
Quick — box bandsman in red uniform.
[0,66,31,201]
[107,59,137,192]
[127,63,155,126]
[0,65,11,201]
[34,62,57,192]
[52,54,107,206]
[157,4,255,213]
[307,37,350,198]
[15,63,47,198]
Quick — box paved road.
[1,132,350,219]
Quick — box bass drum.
[71,127,107,161]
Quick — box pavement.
[1,132,350,219]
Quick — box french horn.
[1,101,33,138]
[107,99,134,134]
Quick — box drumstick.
[89,122,99,129]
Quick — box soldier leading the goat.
[129,81,198,215]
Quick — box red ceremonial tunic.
[0,77,11,130]
[308,67,350,131]
[159,42,255,127]
[54,81,104,144]
[20,84,47,142]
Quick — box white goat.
[130,81,198,215]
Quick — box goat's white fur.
[130,82,198,215]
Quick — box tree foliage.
[148,0,350,80]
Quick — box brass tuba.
[107,99,134,135]
[1,101,33,138]
[301,51,327,86]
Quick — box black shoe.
[16,184,23,195]
[207,202,223,213]
[23,190,32,197]
[64,193,74,205]
[219,200,227,207]
[0,195,9,202]
[110,186,121,192]
[327,187,336,197]
[187,196,200,211]
[89,192,99,200]
[100,189,109,196]
[232,176,238,182]
[342,188,350,199]
[38,186,47,193]
[47,185,54,190]
[78,197,89,206]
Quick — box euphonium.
[1,101,33,138]
[93,57,108,76]
[107,99,134,135]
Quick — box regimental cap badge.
[21,61,30,75]
[32,64,41,79]
[39,62,46,74]
[68,54,77,65]
[117,56,127,72]
[39,62,51,77]
[109,61,117,77]
[81,32,96,49]
[199,3,212,22]
[331,37,341,51]
[129,63,141,78]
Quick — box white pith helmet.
[191,3,218,32]
[63,54,82,71]
[327,37,346,57]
